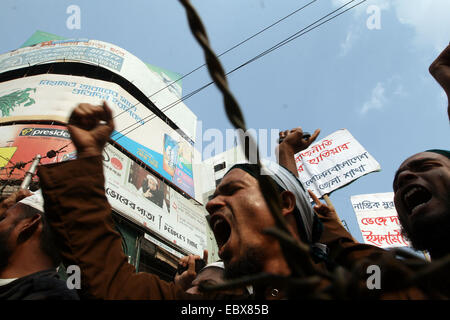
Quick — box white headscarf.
[259,160,316,242]
[227,160,328,258]
[18,189,44,213]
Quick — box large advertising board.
[0,124,76,180]
[0,36,197,141]
[102,143,207,256]
[0,74,195,197]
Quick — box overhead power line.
[111,0,366,142]
[9,1,321,144]
[111,0,319,121]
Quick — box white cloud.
[393,83,406,97]
[360,82,387,114]
[333,0,389,56]
[392,0,450,52]
[359,76,408,115]
[339,29,358,57]
[437,90,448,111]
[332,0,390,16]
[332,0,450,52]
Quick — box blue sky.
[0,0,449,245]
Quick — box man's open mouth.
[402,185,432,215]
[209,214,231,251]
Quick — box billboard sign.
[0,74,195,197]
[102,144,207,256]
[0,36,196,140]
[0,124,76,181]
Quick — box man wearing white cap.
[0,189,78,300]
[37,102,332,299]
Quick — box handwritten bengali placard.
[295,129,381,197]
[351,192,410,248]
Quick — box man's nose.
[205,196,225,215]
[396,169,418,189]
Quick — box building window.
[138,237,177,282]
[215,178,222,187]
[214,162,226,172]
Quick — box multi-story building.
[0,31,217,281]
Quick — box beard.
[0,227,13,272]
[224,246,265,280]
[404,210,450,254]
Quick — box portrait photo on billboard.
[128,161,165,209]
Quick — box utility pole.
[20,154,41,190]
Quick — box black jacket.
[0,269,79,300]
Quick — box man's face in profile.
[147,176,158,191]
[393,152,450,251]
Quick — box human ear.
[279,191,296,217]
[17,214,42,244]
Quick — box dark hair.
[14,203,61,267]
[424,149,450,159]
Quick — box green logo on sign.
[0,88,36,117]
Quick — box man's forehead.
[210,169,256,199]
[394,152,450,186]
[5,203,22,214]
[220,168,257,186]
[1,203,25,221]
[399,152,449,169]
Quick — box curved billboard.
[0,74,195,197]
[103,143,207,256]
[0,38,196,141]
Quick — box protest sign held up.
[351,192,410,249]
[295,129,381,198]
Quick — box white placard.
[295,129,381,197]
[351,192,410,248]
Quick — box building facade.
[0,31,217,281]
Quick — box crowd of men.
[0,44,449,300]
